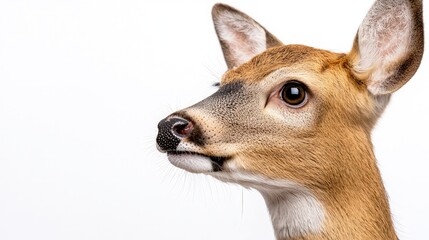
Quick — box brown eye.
[280,81,307,107]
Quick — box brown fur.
[216,45,397,239]
[159,1,424,239]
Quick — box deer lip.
[167,151,229,172]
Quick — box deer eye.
[280,81,308,107]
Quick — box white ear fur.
[212,4,282,69]
[216,11,266,66]
[353,0,423,95]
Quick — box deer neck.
[258,140,397,240]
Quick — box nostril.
[157,115,194,152]
[172,120,194,137]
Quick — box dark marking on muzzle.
[210,156,229,172]
[210,81,244,99]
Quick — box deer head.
[156,1,424,239]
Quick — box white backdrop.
[0,0,428,239]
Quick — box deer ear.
[348,0,424,95]
[212,4,283,69]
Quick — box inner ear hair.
[349,0,424,95]
[212,4,282,69]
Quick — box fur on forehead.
[221,44,349,85]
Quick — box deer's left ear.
[348,0,424,95]
[212,4,283,69]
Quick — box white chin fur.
[210,172,325,238]
[167,153,213,173]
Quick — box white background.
[0,0,428,239]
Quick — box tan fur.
[158,1,424,239]
[215,45,397,239]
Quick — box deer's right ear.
[212,4,283,69]
[348,0,424,95]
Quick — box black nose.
[156,116,194,151]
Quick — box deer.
[156,0,424,239]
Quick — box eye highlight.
[280,81,308,107]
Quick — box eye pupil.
[281,82,307,107]
[289,87,300,98]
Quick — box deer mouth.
[166,151,229,173]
